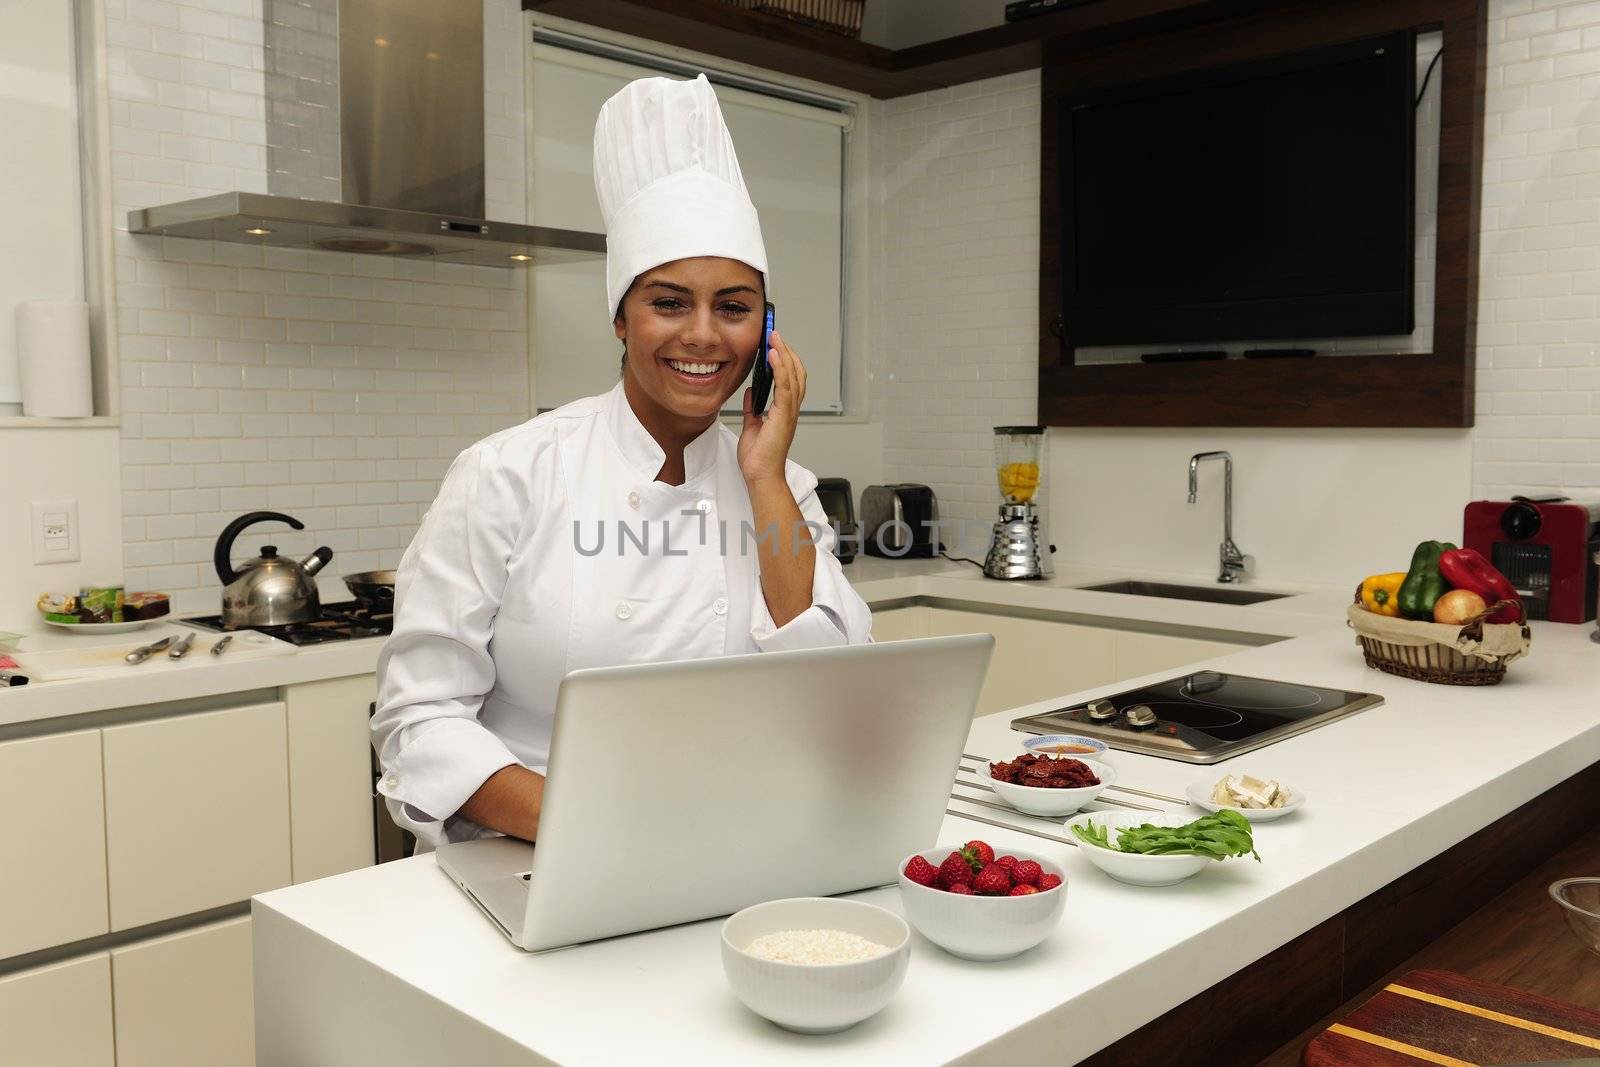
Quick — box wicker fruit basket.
[1347,587,1531,686]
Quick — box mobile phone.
[750,302,775,416]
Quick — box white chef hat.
[593,74,769,318]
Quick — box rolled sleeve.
[750,465,874,652]
[372,442,530,849]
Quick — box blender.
[983,426,1046,580]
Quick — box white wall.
[0,428,124,632]
[872,0,1600,585]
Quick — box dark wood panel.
[888,0,1287,91]
[1078,917,1345,1067]
[1039,354,1471,428]
[1038,0,1486,428]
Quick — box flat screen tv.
[1060,32,1417,347]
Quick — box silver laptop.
[436,633,993,951]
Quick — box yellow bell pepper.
[1360,572,1407,616]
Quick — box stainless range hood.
[128,0,603,268]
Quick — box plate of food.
[1185,773,1303,822]
[38,591,170,634]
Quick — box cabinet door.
[923,609,1121,717]
[868,606,928,642]
[0,729,109,959]
[0,952,115,1066]
[112,916,254,1067]
[285,675,377,883]
[102,702,291,930]
[1113,632,1249,683]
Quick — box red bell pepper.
[1438,548,1522,623]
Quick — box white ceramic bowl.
[986,756,1115,817]
[720,897,910,1034]
[897,846,1068,960]
[1021,734,1109,759]
[1064,810,1213,887]
[1185,779,1305,822]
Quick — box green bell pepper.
[1398,539,1456,621]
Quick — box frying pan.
[342,570,396,612]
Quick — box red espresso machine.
[1463,496,1600,623]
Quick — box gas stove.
[181,601,392,646]
[1011,670,1383,764]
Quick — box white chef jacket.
[372,381,874,848]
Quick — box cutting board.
[12,627,298,681]
[1305,969,1600,1066]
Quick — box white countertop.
[253,612,1600,1066]
[0,558,1346,728]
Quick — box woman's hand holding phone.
[738,316,806,488]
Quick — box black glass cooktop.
[1011,670,1384,764]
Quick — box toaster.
[860,484,940,558]
[814,477,861,564]
[1463,496,1599,623]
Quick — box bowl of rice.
[720,897,910,1034]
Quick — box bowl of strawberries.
[897,840,1067,961]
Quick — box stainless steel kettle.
[213,510,333,627]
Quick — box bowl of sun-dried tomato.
[988,753,1115,816]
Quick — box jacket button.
[615,601,632,620]
[696,499,711,513]
[712,597,728,616]
[627,490,641,509]
[384,774,398,789]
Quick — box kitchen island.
[252,598,1600,1066]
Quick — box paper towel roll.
[16,299,93,417]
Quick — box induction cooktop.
[1011,670,1384,764]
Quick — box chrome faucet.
[1188,451,1251,584]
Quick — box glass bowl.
[1548,877,1600,957]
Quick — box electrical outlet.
[31,499,80,564]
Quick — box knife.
[210,634,234,656]
[167,632,196,659]
[125,636,175,664]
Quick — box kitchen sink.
[1076,580,1291,606]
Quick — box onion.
[1433,588,1488,624]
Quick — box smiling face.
[613,256,764,431]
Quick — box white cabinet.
[0,953,115,1067]
[0,729,108,958]
[868,606,929,642]
[1112,631,1248,682]
[102,702,291,930]
[922,609,1121,718]
[111,916,254,1067]
[910,608,1252,717]
[286,675,377,883]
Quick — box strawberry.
[995,855,1019,871]
[962,840,995,870]
[973,863,1013,896]
[1038,873,1063,892]
[904,855,939,887]
[1013,860,1043,887]
[946,882,974,895]
[938,852,975,889]
[1008,884,1040,896]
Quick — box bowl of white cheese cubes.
[1186,772,1304,822]
[721,897,910,1034]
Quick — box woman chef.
[371,74,874,850]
